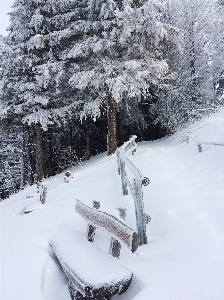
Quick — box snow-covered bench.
[50,199,139,300]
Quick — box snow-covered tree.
[66,0,171,153]
[0,0,88,181]
[160,0,223,131]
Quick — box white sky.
[0,0,14,36]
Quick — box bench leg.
[109,237,121,258]
[86,224,96,242]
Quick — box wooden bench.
[50,199,139,300]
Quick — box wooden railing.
[117,136,150,246]
[186,133,224,152]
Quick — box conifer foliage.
[0,0,223,200]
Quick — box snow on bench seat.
[50,230,132,299]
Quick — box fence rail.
[186,133,224,152]
[117,136,150,246]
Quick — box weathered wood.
[120,160,128,195]
[50,238,133,300]
[133,178,147,245]
[75,199,138,253]
[107,93,118,155]
[40,184,47,204]
[109,237,121,258]
[117,207,127,221]
[197,144,202,152]
[117,136,149,246]
[35,123,46,182]
[86,201,100,242]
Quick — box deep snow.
[1,110,224,300]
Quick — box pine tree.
[0,0,87,181]
[67,0,170,154]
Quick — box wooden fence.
[117,136,150,246]
[187,133,224,152]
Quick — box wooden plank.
[50,235,133,299]
[75,200,138,253]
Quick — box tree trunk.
[35,123,46,182]
[47,130,54,176]
[138,101,143,142]
[86,117,91,160]
[20,125,26,188]
[79,120,84,162]
[116,110,122,147]
[107,93,117,155]
[27,126,35,184]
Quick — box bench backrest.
[75,199,138,253]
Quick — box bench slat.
[50,230,133,299]
[75,199,138,253]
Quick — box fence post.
[116,149,121,175]
[133,178,147,245]
[197,144,202,152]
[130,135,136,155]
[117,207,127,221]
[40,184,47,204]
[120,159,128,195]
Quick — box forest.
[0,0,223,200]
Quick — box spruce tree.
[67,0,171,154]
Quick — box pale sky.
[0,0,14,36]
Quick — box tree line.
[0,0,223,200]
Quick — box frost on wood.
[86,201,100,242]
[49,230,133,299]
[75,199,138,253]
[39,184,47,204]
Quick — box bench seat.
[50,230,132,299]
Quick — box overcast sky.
[0,0,14,36]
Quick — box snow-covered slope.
[1,110,224,300]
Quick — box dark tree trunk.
[20,125,26,187]
[138,101,143,142]
[116,110,122,147]
[47,130,54,176]
[35,123,46,182]
[79,120,84,161]
[86,117,91,160]
[107,93,117,155]
[57,137,61,174]
[27,126,35,184]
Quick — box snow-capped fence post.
[40,184,47,204]
[117,207,127,221]
[130,135,137,155]
[116,136,150,246]
[64,171,72,183]
[86,200,100,242]
[197,144,202,152]
[133,178,147,245]
[121,160,128,195]
[117,148,121,175]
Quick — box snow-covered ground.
[1,110,224,300]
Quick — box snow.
[1,110,224,300]
[50,229,132,287]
